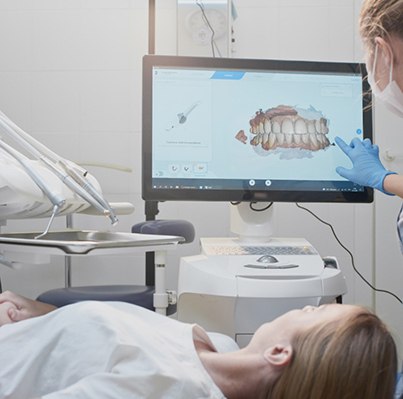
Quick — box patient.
[0,300,17,326]
[0,291,397,399]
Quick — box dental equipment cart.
[0,230,184,315]
[177,236,347,347]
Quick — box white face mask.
[367,44,403,118]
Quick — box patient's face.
[251,304,360,348]
[0,301,17,327]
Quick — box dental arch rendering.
[235,104,331,151]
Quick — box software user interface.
[151,64,365,192]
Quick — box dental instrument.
[0,111,118,234]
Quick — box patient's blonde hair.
[268,310,397,399]
[360,0,403,50]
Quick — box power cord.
[195,0,222,57]
[295,202,403,304]
[230,201,274,212]
[249,202,273,212]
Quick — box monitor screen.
[142,55,373,203]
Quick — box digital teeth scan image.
[240,104,331,152]
[149,60,368,195]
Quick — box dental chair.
[37,219,195,314]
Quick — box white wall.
[0,0,401,357]
[0,0,151,296]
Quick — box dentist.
[335,0,403,232]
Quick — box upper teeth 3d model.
[236,104,331,151]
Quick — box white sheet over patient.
[0,301,226,398]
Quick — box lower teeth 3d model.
[235,104,330,151]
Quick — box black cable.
[195,1,215,57]
[250,202,273,212]
[229,201,274,212]
[196,0,221,57]
[295,202,403,304]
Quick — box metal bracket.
[167,290,177,305]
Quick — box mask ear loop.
[371,42,394,88]
[389,48,394,84]
[379,39,394,84]
[372,43,379,84]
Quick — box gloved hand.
[335,136,396,194]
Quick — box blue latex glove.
[335,136,396,194]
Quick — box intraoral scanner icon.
[166,101,201,131]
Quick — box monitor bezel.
[142,55,373,203]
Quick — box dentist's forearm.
[383,173,403,198]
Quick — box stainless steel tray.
[0,230,184,255]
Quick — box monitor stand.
[199,202,299,256]
[230,201,276,243]
[199,202,320,256]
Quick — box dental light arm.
[0,112,118,226]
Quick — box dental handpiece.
[0,114,117,224]
[58,160,118,225]
[40,157,114,220]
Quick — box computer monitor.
[142,55,373,205]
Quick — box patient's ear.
[263,345,293,368]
